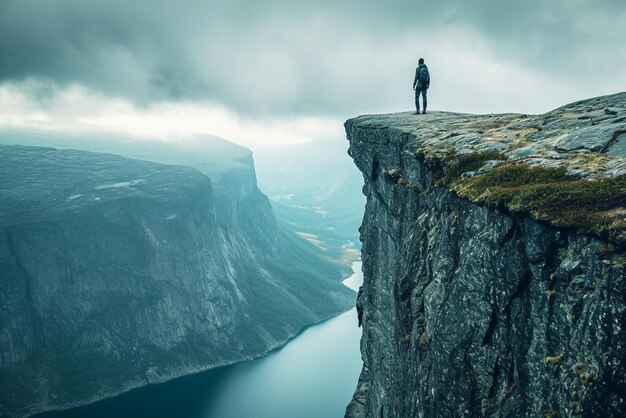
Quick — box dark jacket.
[413,63,430,89]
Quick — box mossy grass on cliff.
[447,162,626,245]
[439,150,503,185]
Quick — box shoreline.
[30,261,361,418]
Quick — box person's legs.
[414,89,421,113]
[422,88,428,113]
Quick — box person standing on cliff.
[413,58,430,114]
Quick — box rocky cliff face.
[0,144,354,417]
[345,93,626,417]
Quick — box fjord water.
[39,262,364,418]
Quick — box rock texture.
[345,93,626,417]
[0,144,354,418]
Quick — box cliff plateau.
[345,93,625,417]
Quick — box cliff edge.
[345,93,625,417]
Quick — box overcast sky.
[1,0,625,147]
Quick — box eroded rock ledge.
[345,93,625,417]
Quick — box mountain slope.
[0,144,354,417]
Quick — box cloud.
[0,82,342,148]
[1,0,625,118]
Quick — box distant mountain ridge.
[0,128,252,183]
[0,137,354,417]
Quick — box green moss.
[580,371,595,385]
[419,332,428,347]
[573,363,588,380]
[545,353,564,364]
[544,409,558,418]
[597,243,617,257]
[449,164,626,245]
[440,150,503,185]
[405,182,423,192]
[383,167,402,182]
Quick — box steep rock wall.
[0,145,354,417]
[345,94,625,417]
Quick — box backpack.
[419,67,430,85]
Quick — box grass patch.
[449,164,626,245]
[383,167,402,182]
[440,151,503,185]
[568,152,610,174]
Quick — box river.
[38,261,364,418]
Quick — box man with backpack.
[413,58,430,114]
